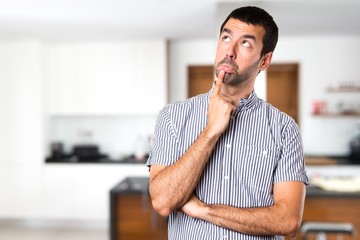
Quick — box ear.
[259,52,273,71]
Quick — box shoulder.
[161,93,209,115]
[258,99,299,131]
[157,93,209,132]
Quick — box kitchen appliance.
[50,142,64,161]
[72,144,108,162]
[350,133,360,164]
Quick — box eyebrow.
[222,27,257,42]
[243,34,256,42]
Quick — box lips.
[218,65,235,73]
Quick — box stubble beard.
[215,57,261,86]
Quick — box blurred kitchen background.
[1,0,360,239]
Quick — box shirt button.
[223,235,228,239]
[224,176,229,180]
[263,150,268,155]
[226,144,231,149]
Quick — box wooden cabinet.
[110,177,167,240]
[45,40,167,115]
[293,189,360,240]
[113,194,167,240]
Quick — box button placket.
[221,114,237,204]
[221,139,232,204]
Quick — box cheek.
[214,50,223,62]
[215,44,227,60]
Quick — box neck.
[220,81,254,105]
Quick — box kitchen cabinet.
[293,187,360,240]
[0,164,148,221]
[41,164,148,220]
[110,177,167,240]
[45,40,167,115]
[0,40,44,166]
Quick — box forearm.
[183,182,305,237]
[150,126,221,216]
[202,203,299,237]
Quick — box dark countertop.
[306,185,360,198]
[110,177,149,195]
[110,177,360,198]
[46,155,148,164]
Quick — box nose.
[226,43,237,59]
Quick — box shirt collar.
[208,84,259,111]
[239,91,258,110]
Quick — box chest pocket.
[235,145,280,193]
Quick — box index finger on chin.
[213,70,225,96]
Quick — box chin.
[223,73,237,85]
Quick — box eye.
[222,35,231,43]
[241,40,251,48]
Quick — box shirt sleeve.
[274,119,309,185]
[146,105,179,167]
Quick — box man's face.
[215,18,266,86]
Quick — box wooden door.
[266,64,299,124]
[188,66,214,97]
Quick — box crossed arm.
[180,181,306,237]
[150,162,305,237]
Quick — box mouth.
[216,58,238,75]
[218,64,235,74]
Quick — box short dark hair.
[220,6,278,57]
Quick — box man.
[147,6,309,240]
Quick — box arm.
[149,70,237,217]
[149,129,219,217]
[181,181,306,237]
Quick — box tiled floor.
[0,220,108,240]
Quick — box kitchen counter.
[46,155,148,164]
[112,177,360,240]
[109,177,167,240]
[111,176,360,198]
[110,176,149,194]
[301,186,360,240]
[306,185,360,198]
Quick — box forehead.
[222,18,265,41]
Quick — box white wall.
[168,39,217,103]
[169,36,360,156]
[0,40,151,223]
[273,36,360,156]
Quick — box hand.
[180,194,206,219]
[207,70,237,136]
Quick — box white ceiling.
[0,0,359,41]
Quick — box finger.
[213,70,225,96]
[222,95,238,109]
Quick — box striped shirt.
[147,88,309,240]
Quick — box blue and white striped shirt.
[147,88,309,240]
